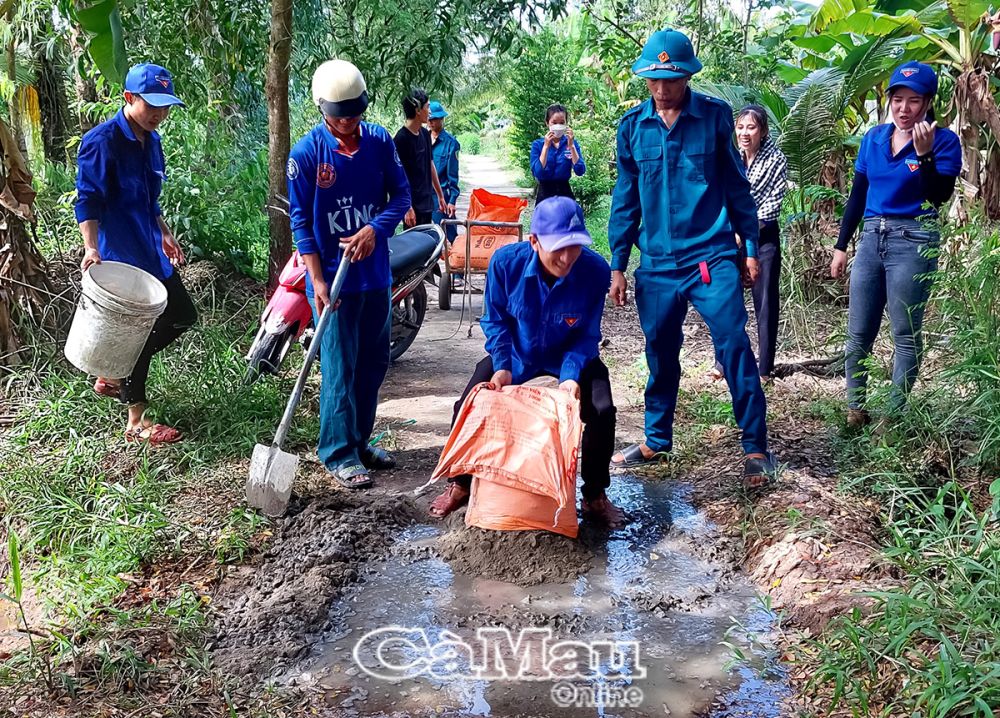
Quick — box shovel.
[246,249,352,516]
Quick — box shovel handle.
[271,248,353,449]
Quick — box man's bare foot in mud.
[581,493,626,528]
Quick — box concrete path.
[377,153,530,451]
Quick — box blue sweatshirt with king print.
[287,121,411,295]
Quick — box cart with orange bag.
[438,188,528,311]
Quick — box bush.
[456,132,481,155]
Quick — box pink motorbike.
[245,215,445,384]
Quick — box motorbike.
[245,221,445,384]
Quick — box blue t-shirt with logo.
[74,108,173,281]
[287,121,411,295]
[856,123,962,219]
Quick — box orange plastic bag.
[448,189,528,271]
[430,383,582,538]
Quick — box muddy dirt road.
[215,158,874,716]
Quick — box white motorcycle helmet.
[311,59,369,118]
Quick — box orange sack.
[430,383,582,538]
[448,189,528,271]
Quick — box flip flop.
[332,463,372,490]
[362,446,396,471]
[429,482,470,518]
[743,452,778,490]
[94,378,121,399]
[610,443,669,469]
[125,424,182,445]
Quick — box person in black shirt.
[393,88,446,227]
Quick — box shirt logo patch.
[901,68,918,77]
[316,163,336,189]
[155,75,171,88]
[286,158,299,180]
[393,148,402,166]
[658,51,670,62]
[564,316,579,327]
[906,158,920,172]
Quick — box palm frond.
[781,79,842,187]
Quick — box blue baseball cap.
[632,28,702,80]
[124,63,185,108]
[428,101,448,119]
[530,197,592,252]
[888,61,938,97]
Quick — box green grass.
[802,217,1000,717]
[0,268,301,703]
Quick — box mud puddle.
[281,476,791,717]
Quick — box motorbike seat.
[389,229,439,280]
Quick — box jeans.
[845,217,939,412]
[120,272,198,405]
[636,257,768,455]
[308,287,391,469]
[449,356,616,501]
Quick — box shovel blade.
[246,443,298,517]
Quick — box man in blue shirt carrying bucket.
[75,63,195,445]
[428,196,625,527]
[286,60,410,490]
[607,29,777,489]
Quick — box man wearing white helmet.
[287,59,411,489]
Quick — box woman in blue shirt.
[830,61,962,428]
[530,104,586,202]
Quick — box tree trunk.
[68,26,98,134]
[36,46,72,164]
[265,0,293,291]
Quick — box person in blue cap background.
[830,60,961,429]
[287,59,410,489]
[428,196,624,527]
[75,62,194,445]
[428,100,463,283]
[606,28,777,489]
[530,104,586,202]
[428,101,460,233]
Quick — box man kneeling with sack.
[429,196,624,527]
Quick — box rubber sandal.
[124,424,182,445]
[581,493,626,528]
[94,378,121,399]
[743,452,778,490]
[429,482,470,519]
[362,446,396,471]
[332,463,372,490]
[610,443,669,469]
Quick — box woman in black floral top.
[713,104,788,382]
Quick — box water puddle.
[283,476,791,716]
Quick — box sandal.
[332,463,373,490]
[94,378,121,399]
[610,443,669,469]
[362,446,396,471]
[743,452,778,490]
[125,424,182,445]
[429,482,470,519]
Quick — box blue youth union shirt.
[432,130,461,205]
[287,122,411,295]
[481,241,611,384]
[607,91,760,271]
[856,123,962,218]
[74,108,173,280]
[530,136,586,181]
